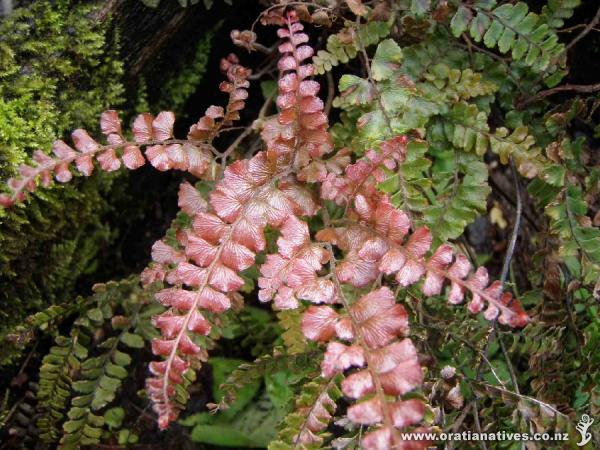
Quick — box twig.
[325,71,335,115]
[500,160,522,286]
[487,176,538,231]
[517,82,600,109]
[498,335,520,394]
[558,23,600,33]
[470,160,524,445]
[471,401,488,450]
[565,5,600,52]
[459,34,509,64]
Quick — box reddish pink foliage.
[188,54,251,143]
[0,13,531,443]
[260,11,332,174]
[302,287,426,449]
[258,216,333,309]
[317,190,529,328]
[146,150,317,427]
[0,110,212,207]
[321,136,408,203]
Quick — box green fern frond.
[379,141,489,241]
[420,63,498,103]
[219,350,321,409]
[37,331,89,443]
[423,152,490,241]
[541,0,581,29]
[378,140,433,213]
[277,310,309,355]
[313,20,391,75]
[451,2,564,72]
[439,102,550,178]
[269,376,342,450]
[546,186,600,284]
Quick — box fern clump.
[2,1,600,448]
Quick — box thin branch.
[565,5,600,52]
[517,82,600,109]
[558,24,600,33]
[500,160,522,286]
[325,71,335,116]
[488,175,539,231]
[471,401,488,450]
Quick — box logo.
[576,414,594,447]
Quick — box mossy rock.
[0,0,125,332]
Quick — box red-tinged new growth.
[188,54,251,144]
[302,287,428,449]
[0,54,253,209]
[145,153,303,428]
[0,110,214,208]
[318,138,529,328]
[145,13,326,429]
[261,11,333,172]
[258,215,334,309]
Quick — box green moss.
[0,0,217,335]
[0,0,124,330]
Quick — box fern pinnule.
[258,215,334,310]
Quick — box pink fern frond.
[302,287,427,450]
[261,11,332,172]
[188,54,251,143]
[317,191,529,327]
[0,110,214,208]
[146,151,316,428]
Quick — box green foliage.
[333,37,499,239]
[37,330,89,443]
[313,20,391,75]
[546,186,600,283]
[182,356,306,448]
[157,26,217,114]
[425,154,490,241]
[451,2,565,73]
[541,0,581,29]
[269,376,342,450]
[31,278,161,447]
[277,309,310,355]
[219,350,321,408]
